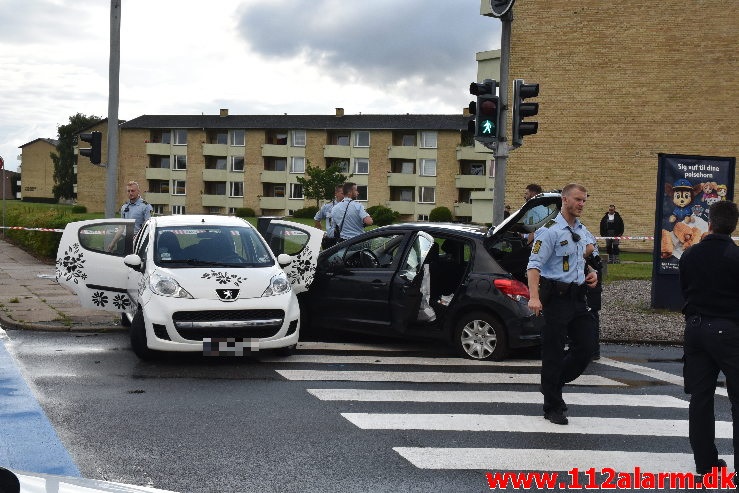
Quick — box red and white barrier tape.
[0,225,65,233]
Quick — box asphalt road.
[3,330,733,493]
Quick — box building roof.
[121,113,470,131]
[19,138,58,148]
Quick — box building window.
[172,205,185,215]
[204,182,226,195]
[228,207,237,215]
[206,207,223,215]
[353,131,370,147]
[471,163,484,175]
[150,156,170,169]
[401,134,417,146]
[420,131,437,148]
[356,185,368,201]
[420,159,436,176]
[230,130,245,146]
[330,159,350,173]
[400,188,414,202]
[174,155,187,170]
[290,183,304,199]
[354,158,369,174]
[291,157,305,173]
[268,130,288,145]
[149,180,169,193]
[173,129,188,145]
[417,214,429,221]
[230,182,244,197]
[212,131,227,145]
[419,186,435,203]
[273,185,285,197]
[401,161,414,174]
[231,156,244,172]
[171,180,186,195]
[292,130,306,147]
[152,204,165,215]
[151,130,171,144]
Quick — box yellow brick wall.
[117,129,150,211]
[244,129,264,211]
[436,131,461,207]
[369,131,392,205]
[185,130,205,213]
[76,121,112,212]
[506,0,739,239]
[20,140,56,200]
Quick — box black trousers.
[605,238,620,255]
[683,315,739,474]
[541,293,596,413]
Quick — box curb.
[0,314,123,333]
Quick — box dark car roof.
[372,222,489,238]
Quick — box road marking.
[307,389,688,407]
[598,357,729,397]
[262,354,540,366]
[296,342,420,352]
[341,413,732,437]
[393,447,734,473]
[277,370,623,386]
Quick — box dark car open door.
[389,231,435,332]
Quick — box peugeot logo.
[216,288,239,302]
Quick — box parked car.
[296,193,562,360]
[0,466,178,492]
[56,215,322,359]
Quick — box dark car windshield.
[153,226,274,268]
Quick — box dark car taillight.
[493,278,530,301]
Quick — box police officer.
[679,200,739,477]
[106,181,153,251]
[527,183,598,425]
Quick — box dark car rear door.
[389,231,435,332]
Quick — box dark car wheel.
[453,311,508,361]
[120,312,131,327]
[130,308,157,361]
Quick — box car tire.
[130,308,157,361]
[452,311,508,361]
[274,344,297,357]
[120,312,131,327]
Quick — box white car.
[56,215,321,359]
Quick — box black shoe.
[544,410,568,425]
[697,458,728,476]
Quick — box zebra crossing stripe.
[276,369,623,386]
[307,389,688,408]
[392,447,732,473]
[340,413,732,438]
[262,355,540,366]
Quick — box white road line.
[393,447,735,473]
[262,354,540,366]
[341,413,732,438]
[598,357,729,397]
[306,389,689,408]
[277,370,623,386]
[296,342,419,352]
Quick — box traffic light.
[79,131,102,165]
[512,79,539,147]
[469,79,499,148]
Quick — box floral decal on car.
[56,243,87,284]
[112,294,131,310]
[285,245,316,288]
[92,291,109,307]
[201,270,247,286]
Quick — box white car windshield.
[154,226,273,268]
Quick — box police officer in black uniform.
[679,200,739,477]
[527,183,598,425]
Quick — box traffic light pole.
[105,0,121,218]
[491,10,512,225]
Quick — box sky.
[0,0,501,172]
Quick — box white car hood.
[153,266,283,300]
[14,470,178,492]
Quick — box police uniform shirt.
[121,197,153,232]
[314,200,338,238]
[527,213,596,285]
[330,198,370,240]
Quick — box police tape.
[0,225,65,233]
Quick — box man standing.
[520,183,545,243]
[314,185,344,249]
[599,204,625,264]
[329,182,373,241]
[106,181,153,251]
[527,183,598,425]
[679,201,739,477]
[524,183,543,202]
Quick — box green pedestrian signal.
[468,79,499,149]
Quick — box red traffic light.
[480,99,497,116]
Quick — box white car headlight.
[262,273,291,297]
[149,272,193,298]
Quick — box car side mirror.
[123,254,143,271]
[277,253,292,267]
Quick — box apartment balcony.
[454,202,472,217]
[145,192,171,203]
[201,194,229,207]
[260,170,288,183]
[261,144,288,157]
[202,144,228,156]
[455,174,488,189]
[323,145,351,159]
[202,169,228,182]
[387,146,417,160]
[386,173,418,187]
[146,143,171,155]
[260,196,287,209]
[456,145,489,161]
[386,201,415,215]
[146,168,171,180]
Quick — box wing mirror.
[123,254,143,271]
[277,253,292,267]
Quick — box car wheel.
[130,308,157,361]
[453,311,508,361]
[274,344,297,357]
[120,312,131,327]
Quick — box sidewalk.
[0,239,120,331]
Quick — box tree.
[51,113,102,200]
[296,161,351,207]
